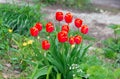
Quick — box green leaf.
[80,44,91,60]
[9,48,18,53]
[66,71,73,79]
[108,24,118,29]
[0,64,3,71]
[31,65,48,79]
[115,28,120,35]
[47,54,64,73]
[56,73,61,79]
[74,77,82,79]
[83,35,95,41]
[46,66,53,79]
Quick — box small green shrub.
[103,47,117,59]
[102,24,120,59]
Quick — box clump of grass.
[36,0,92,10]
[102,24,120,67]
[0,3,43,35]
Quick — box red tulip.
[69,36,75,45]
[42,40,50,50]
[35,22,42,31]
[74,18,83,28]
[30,27,39,37]
[56,11,63,21]
[58,31,68,43]
[74,35,82,44]
[61,25,69,33]
[81,25,88,34]
[46,22,54,33]
[64,12,73,24]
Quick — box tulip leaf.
[56,73,61,79]
[46,66,53,79]
[31,65,48,79]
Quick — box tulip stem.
[60,43,65,55]
[79,34,84,60]
[59,21,61,31]
[59,21,60,26]
[78,28,79,34]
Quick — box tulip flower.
[74,35,82,44]
[35,22,42,31]
[46,22,54,33]
[81,25,88,34]
[61,25,69,33]
[64,12,73,24]
[57,31,68,43]
[74,18,83,28]
[69,36,75,45]
[55,11,63,21]
[42,40,50,50]
[30,27,39,37]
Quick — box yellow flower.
[8,29,13,33]
[27,40,34,45]
[23,42,27,46]
[71,44,75,48]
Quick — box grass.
[33,0,94,12]
[0,3,43,35]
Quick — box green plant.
[73,54,118,79]
[0,64,3,71]
[0,3,43,35]
[102,24,120,59]
[73,55,102,78]
[38,0,91,9]
[0,22,12,57]
[87,66,115,79]
[10,34,40,71]
[27,11,92,79]
[114,68,120,79]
